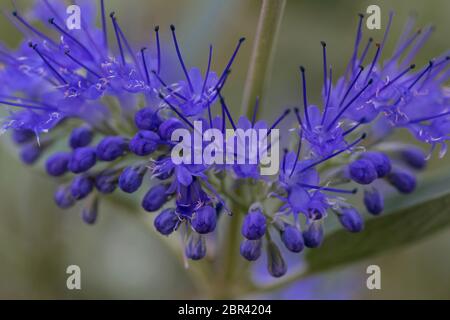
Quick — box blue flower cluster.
[1,2,448,278]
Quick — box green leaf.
[305,191,450,275]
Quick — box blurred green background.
[0,0,449,299]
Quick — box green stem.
[241,0,286,119]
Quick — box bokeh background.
[0,0,449,299]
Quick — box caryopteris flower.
[1,2,448,279]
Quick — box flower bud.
[401,147,427,170]
[338,208,364,233]
[135,107,161,131]
[129,131,159,156]
[303,222,324,248]
[54,186,75,209]
[362,151,392,178]
[388,169,416,194]
[191,206,217,234]
[348,159,378,185]
[12,129,34,144]
[240,239,262,261]
[45,152,70,176]
[96,136,127,161]
[142,184,168,212]
[241,210,267,240]
[185,233,206,261]
[82,198,99,225]
[20,144,41,165]
[266,241,287,278]
[364,188,384,215]
[154,208,179,236]
[69,127,93,149]
[71,175,94,200]
[281,225,304,253]
[95,170,117,194]
[119,166,145,193]
[68,147,97,173]
[158,118,184,141]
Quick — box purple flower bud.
[348,159,378,185]
[266,241,287,278]
[242,210,267,240]
[142,184,168,212]
[185,234,206,261]
[68,147,97,173]
[12,129,34,144]
[240,239,262,261]
[96,136,127,161]
[364,188,384,215]
[281,225,304,253]
[119,167,145,193]
[54,186,75,209]
[20,144,41,165]
[95,170,117,194]
[129,131,159,156]
[71,175,94,200]
[362,151,392,178]
[135,107,161,131]
[339,208,364,233]
[388,169,416,194]
[303,222,324,248]
[69,127,93,149]
[191,206,217,234]
[82,198,99,225]
[401,147,427,170]
[45,152,70,177]
[154,208,179,236]
[158,118,184,141]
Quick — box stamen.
[113,16,143,77]
[214,38,246,91]
[401,25,434,68]
[100,0,108,48]
[252,97,260,127]
[207,100,213,129]
[408,61,433,90]
[364,43,381,83]
[158,93,194,129]
[48,18,92,58]
[30,43,67,85]
[407,110,450,124]
[379,64,415,93]
[268,109,291,135]
[379,11,394,53]
[321,67,333,125]
[170,25,194,92]
[151,70,188,101]
[289,130,303,178]
[12,11,56,47]
[294,108,304,128]
[65,50,102,78]
[327,79,373,131]
[359,38,373,66]
[154,26,161,74]
[343,119,365,136]
[300,66,311,128]
[140,48,151,85]
[340,65,364,107]
[345,13,364,79]
[386,28,422,68]
[298,183,357,194]
[0,99,57,111]
[300,133,367,173]
[282,149,288,174]
[110,12,125,65]
[218,93,236,130]
[321,41,328,96]
[202,45,213,95]
[44,0,64,25]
